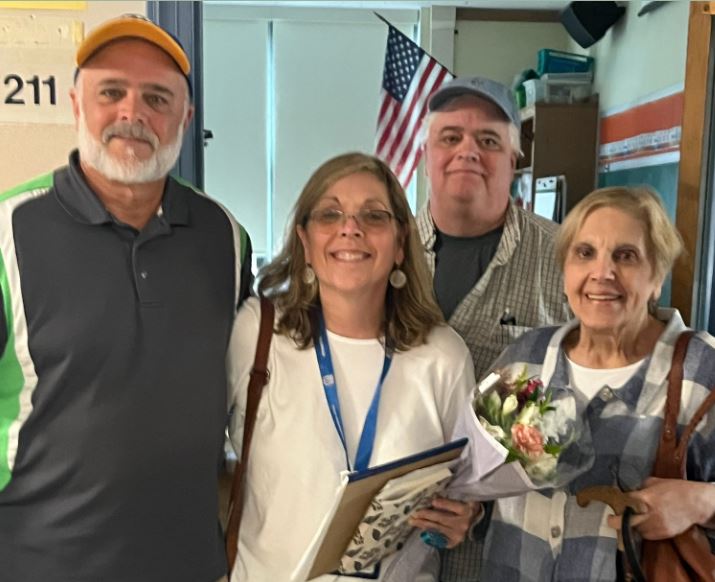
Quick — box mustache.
[102,122,159,149]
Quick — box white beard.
[77,108,185,184]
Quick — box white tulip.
[502,394,518,416]
[516,401,539,426]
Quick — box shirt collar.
[544,308,686,411]
[489,201,520,267]
[54,149,190,227]
[417,198,519,259]
[638,307,688,411]
[416,202,436,250]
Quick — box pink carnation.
[511,423,544,458]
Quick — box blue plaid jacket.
[480,309,715,582]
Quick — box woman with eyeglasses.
[226,153,489,581]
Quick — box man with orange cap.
[0,14,250,582]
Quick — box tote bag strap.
[652,331,694,478]
[655,330,715,476]
[225,296,275,577]
[623,330,715,580]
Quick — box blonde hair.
[556,186,684,284]
[258,152,444,350]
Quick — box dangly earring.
[389,265,407,289]
[303,264,316,285]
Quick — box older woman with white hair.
[477,186,715,581]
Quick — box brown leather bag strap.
[668,331,715,473]
[676,384,715,468]
[638,330,715,581]
[225,296,275,578]
[652,331,694,478]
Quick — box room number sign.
[3,74,58,106]
[0,48,75,124]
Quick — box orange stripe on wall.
[600,92,684,144]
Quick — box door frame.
[672,1,714,327]
[147,1,205,188]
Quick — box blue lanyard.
[315,312,393,472]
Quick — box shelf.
[516,98,599,214]
[519,95,599,121]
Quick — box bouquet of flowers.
[474,366,592,488]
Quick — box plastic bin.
[537,49,594,76]
[523,77,592,106]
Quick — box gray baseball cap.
[428,76,521,130]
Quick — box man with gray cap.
[0,14,250,582]
[416,76,570,581]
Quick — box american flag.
[375,22,453,187]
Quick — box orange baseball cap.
[76,13,190,76]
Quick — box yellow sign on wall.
[0,1,86,10]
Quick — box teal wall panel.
[597,162,680,307]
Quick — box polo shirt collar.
[160,180,190,226]
[56,149,190,227]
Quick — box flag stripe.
[376,92,392,127]
[376,94,401,154]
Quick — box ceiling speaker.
[560,2,626,48]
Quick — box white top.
[327,330,385,467]
[227,297,489,582]
[566,356,645,400]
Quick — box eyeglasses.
[309,208,394,230]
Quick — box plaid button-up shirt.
[416,201,570,382]
[417,201,571,581]
[480,309,715,582]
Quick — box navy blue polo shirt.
[0,151,252,582]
